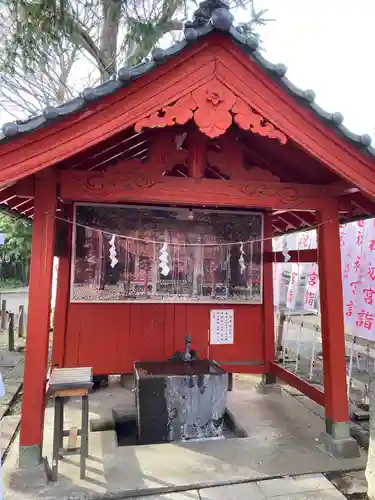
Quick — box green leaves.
[0,214,32,262]
[0,214,32,285]
[0,0,272,118]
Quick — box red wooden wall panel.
[63,302,264,375]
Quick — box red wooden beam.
[21,204,35,215]
[346,191,375,215]
[187,130,207,179]
[7,197,33,211]
[270,362,325,406]
[51,205,73,368]
[264,249,318,263]
[241,132,325,185]
[276,212,299,230]
[272,223,286,234]
[216,43,375,198]
[316,202,350,427]
[19,169,57,466]
[272,217,289,233]
[288,211,316,227]
[0,180,34,203]
[73,132,146,170]
[263,215,276,376]
[59,170,334,211]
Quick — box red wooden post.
[51,206,73,368]
[316,202,359,456]
[19,170,57,467]
[187,130,207,179]
[262,213,276,384]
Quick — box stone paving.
[0,351,24,460]
[129,474,347,499]
[3,375,366,500]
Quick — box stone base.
[256,374,282,395]
[18,444,42,468]
[319,432,361,459]
[120,373,134,390]
[228,373,233,392]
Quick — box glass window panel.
[71,204,263,303]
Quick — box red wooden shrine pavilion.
[0,0,374,466]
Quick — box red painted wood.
[129,304,166,363]
[316,202,349,423]
[51,256,71,368]
[208,305,264,367]
[270,362,325,406]
[187,130,207,179]
[62,303,263,375]
[0,54,217,185]
[0,34,374,203]
[213,46,375,198]
[164,304,176,358]
[264,249,318,263]
[51,205,73,368]
[51,210,72,368]
[220,364,264,374]
[136,80,287,143]
[19,170,57,448]
[262,214,275,374]
[59,171,332,211]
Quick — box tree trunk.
[99,0,121,82]
[366,376,375,498]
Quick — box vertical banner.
[352,219,375,340]
[341,222,361,327]
[272,218,375,340]
[272,235,283,306]
[304,263,318,312]
[286,262,300,310]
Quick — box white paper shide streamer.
[159,242,170,276]
[282,241,291,262]
[239,242,246,274]
[109,235,118,268]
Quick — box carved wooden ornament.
[135,80,287,144]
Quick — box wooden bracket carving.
[135,80,287,144]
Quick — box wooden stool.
[48,367,93,481]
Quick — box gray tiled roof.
[1,0,374,158]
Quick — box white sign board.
[210,309,234,345]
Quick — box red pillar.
[262,213,276,383]
[316,202,349,438]
[19,170,57,467]
[187,129,207,179]
[51,206,72,369]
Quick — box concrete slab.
[256,474,336,497]
[199,474,346,500]
[0,415,20,458]
[2,380,22,406]
[199,482,266,499]
[2,376,367,500]
[266,491,345,500]
[6,359,24,380]
[0,352,21,369]
[136,493,200,500]
[0,405,9,420]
